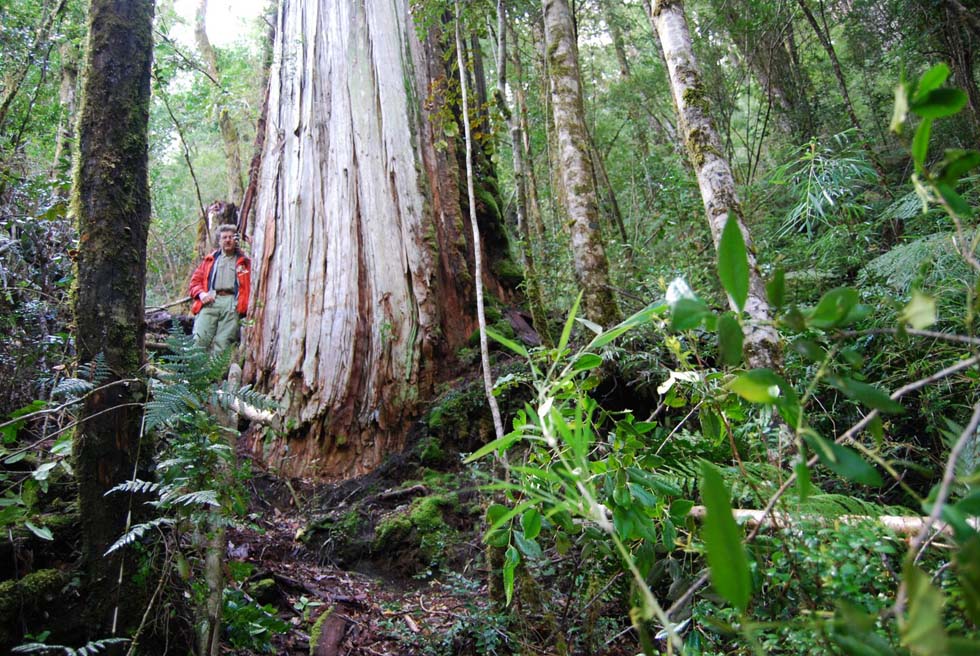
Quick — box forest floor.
[230,467,636,656]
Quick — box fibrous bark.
[650,0,780,370]
[542,0,621,327]
[244,0,510,478]
[71,0,154,634]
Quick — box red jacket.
[188,250,251,316]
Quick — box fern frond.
[168,489,220,507]
[50,378,94,400]
[104,479,168,497]
[792,493,906,518]
[68,638,131,656]
[104,517,173,555]
[77,353,111,385]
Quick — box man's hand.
[198,291,216,305]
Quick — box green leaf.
[901,563,947,655]
[913,64,951,102]
[912,118,932,171]
[521,509,542,540]
[955,535,980,624]
[795,458,813,501]
[766,269,785,308]
[938,149,980,184]
[900,290,937,330]
[717,217,749,312]
[936,182,974,218]
[588,302,667,349]
[790,338,826,363]
[727,368,786,404]
[572,353,603,372]
[828,376,905,414]
[24,521,53,541]
[463,432,520,463]
[717,313,744,367]
[891,81,910,134]
[486,327,527,357]
[671,297,711,331]
[911,88,968,119]
[558,292,582,354]
[503,545,520,605]
[513,530,542,559]
[700,461,750,611]
[804,432,883,486]
[807,287,859,329]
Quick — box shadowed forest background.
[1,0,980,654]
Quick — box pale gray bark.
[543,0,621,327]
[651,0,780,369]
[244,0,498,478]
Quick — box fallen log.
[688,506,979,536]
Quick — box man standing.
[189,223,251,354]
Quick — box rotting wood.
[688,506,979,536]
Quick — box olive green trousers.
[192,294,240,355]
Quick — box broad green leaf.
[717,217,749,312]
[513,530,542,559]
[891,81,909,134]
[901,563,947,655]
[955,489,980,516]
[572,353,603,372]
[807,287,859,329]
[900,290,937,330]
[828,376,905,414]
[486,327,527,357]
[717,313,744,367]
[700,461,751,611]
[766,269,785,308]
[804,432,883,486]
[699,408,722,442]
[795,459,813,501]
[727,368,786,404]
[671,298,711,331]
[913,64,951,102]
[911,88,968,119]
[912,118,932,172]
[503,545,520,605]
[25,521,53,541]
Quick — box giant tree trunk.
[650,0,780,370]
[542,0,621,327]
[71,0,154,634]
[244,0,511,479]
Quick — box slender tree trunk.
[71,0,155,636]
[51,43,78,177]
[244,0,513,478]
[795,0,886,179]
[507,26,547,239]
[650,0,780,370]
[497,1,552,347]
[940,4,980,138]
[195,0,245,204]
[0,0,68,136]
[543,0,621,327]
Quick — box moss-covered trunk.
[244,0,514,479]
[651,0,780,370]
[542,0,621,327]
[71,0,154,635]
